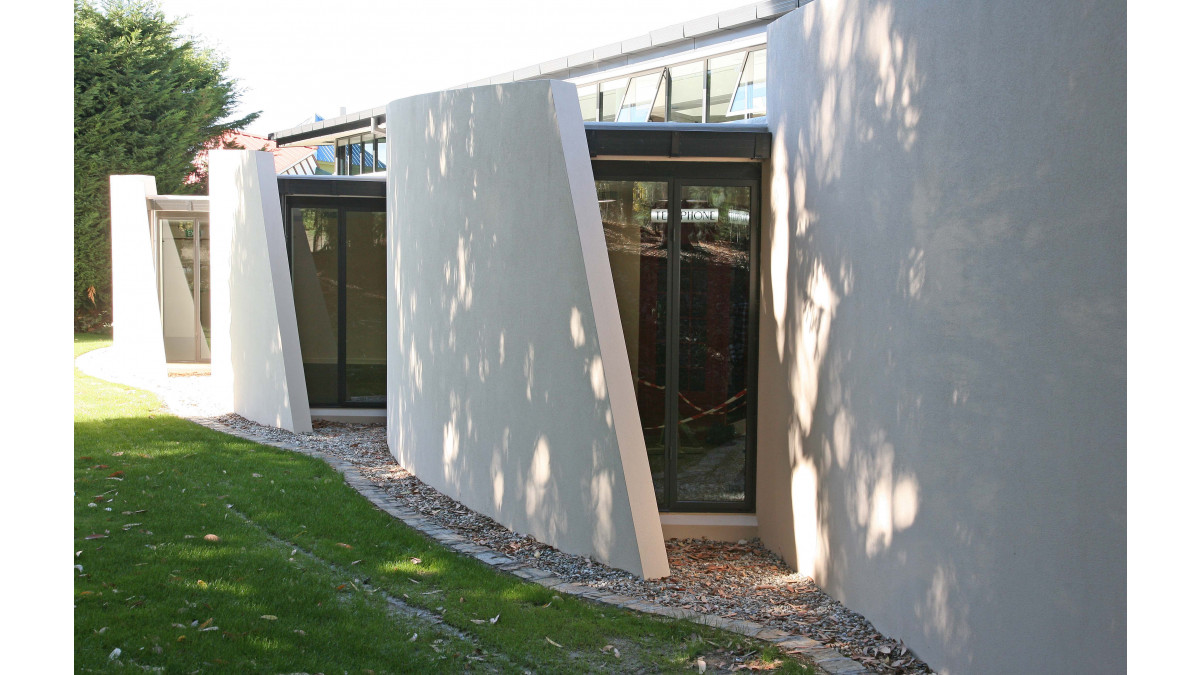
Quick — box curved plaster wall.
[386,80,668,579]
[209,150,312,433]
[757,2,1125,673]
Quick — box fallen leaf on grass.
[410,557,422,565]
[409,633,417,642]
[198,618,212,630]
[293,629,306,635]
[203,534,219,542]
[196,580,208,589]
[84,534,107,540]
[350,560,363,565]
[546,637,563,648]
[490,613,500,624]
[199,626,219,632]
[261,615,277,621]
[470,619,487,625]
[337,543,353,549]
[108,648,121,660]
[602,644,621,658]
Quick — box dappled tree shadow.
[760,1,1125,672]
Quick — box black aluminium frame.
[278,177,387,408]
[592,160,762,513]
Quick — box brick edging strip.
[186,414,869,675]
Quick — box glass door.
[595,165,758,512]
[287,198,387,407]
[157,215,211,362]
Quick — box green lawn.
[74,335,810,673]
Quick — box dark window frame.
[592,160,761,513]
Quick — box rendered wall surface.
[386,80,669,578]
[209,150,312,433]
[757,2,1125,673]
[110,175,167,382]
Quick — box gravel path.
[76,349,932,674]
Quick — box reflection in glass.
[600,78,628,122]
[198,221,210,350]
[668,61,705,122]
[707,52,746,124]
[617,71,664,123]
[345,209,387,403]
[598,180,670,505]
[160,220,198,361]
[729,49,767,117]
[349,136,361,175]
[291,207,339,405]
[375,138,387,172]
[578,84,598,122]
[675,185,751,503]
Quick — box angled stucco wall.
[758,1,1125,673]
[209,150,312,433]
[386,80,668,579]
[110,175,167,382]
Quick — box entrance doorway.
[594,162,759,512]
[154,213,210,363]
[285,196,387,407]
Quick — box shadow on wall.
[389,83,638,571]
[763,1,1124,672]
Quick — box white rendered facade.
[111,2,1126,672]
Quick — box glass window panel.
[578,84,598,122]
[344,208,388,403]
[707,51,746,124]
[198,219,210,355]
[597,179,671,506]
[616,70,664,123]
[361,139,374,174]
[729,48,767,116]
[599,78,628,122]
[374,137,387,172]
[668,61,705,122]
[675,185,752,503]
[349,136,361,175]
[649,74,667,123]
[160,220,198,361]
[290,207,340,406]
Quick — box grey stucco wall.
[757,2,1125,673]
[385,81,668,578]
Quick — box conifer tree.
[74,0,258,329]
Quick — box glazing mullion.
[337,207,348,405]
[665,177,681,510]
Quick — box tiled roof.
[187,131,318,182]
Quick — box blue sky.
[156,0,745,135]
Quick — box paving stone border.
[180,412,871,675]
